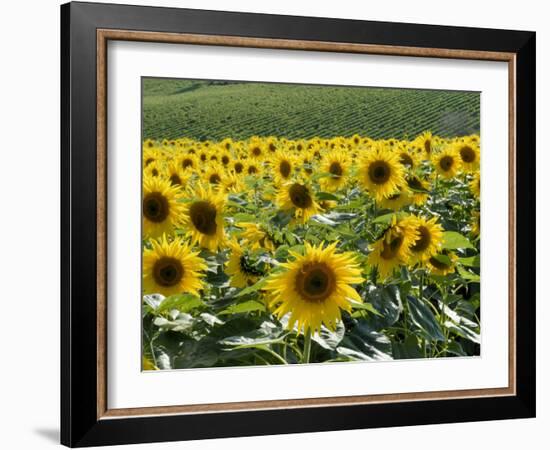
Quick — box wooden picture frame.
[61,2,535,447]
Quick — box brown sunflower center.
[279,160,291,178]
[295,262,336,303]
[209,173,221,184]
[189,200,217,235]
[412,226,431,253]
[151,168,159,177]
[429,256,451,270]
[439,155,454,171]
[234,162,244,174]
[289,183,313,209]
[407,176,423,190]
[143,192,169,223]
[248,165,258,175]
[182,158,193,169]
[252,147,261,157]
[459,146,476,163]
[269,143,277,152]
[221,155,230,165]
[329,161,343,177]
[380,235,403,260]
[145,158,154,166]
[153,257,184,287]
[399,153,413,167]
[169,174,182,186]
[368,161,391,184]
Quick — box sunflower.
[142,175,185,239]
[432,147,461,179]
[378,189,412,211]
[271,151,296,185]
[320,149,350,192]
[394,144,420,170]
[203,164,225,187]
[143,234,207,297]
[179,153,198,172]
[230,158,246,176]
[219,150,232,167]
[400,215,444,265]
[265,242,364,334]
[406,175,431,205]
[144,160,163,178]
[426,251,458,276]
[248,140,265,160]
[367,217,419,280]
[235,222,275,251]
[455,141,480,172]
[245,160,263,177]
[166,160,189,189]
[143,146,162,168]
[358,144,406,201]
[276,180,321,224]
[416,131,434,158]
[225,240,266,288]
[469,171,481,199]
[182,183,226,251]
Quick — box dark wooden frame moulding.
[61,1,536,447]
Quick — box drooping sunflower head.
[266,242,364,335]
[400,215,444,265]
[225,240,267,288]
[455,141,480,172]
[406,175,431,205]
[358,144,406,202]
[142,175,185,239]
[235,222,275,252]
[377,188,412,211]
[276,180,321,224]
[182,183,226,251]
[143,234,207,297]
[367,217,419,280]
[320,149,350,192]
[427,251,458,276]
[271,151,296,185]
[432,147,461,179]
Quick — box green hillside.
[142,78,480,141]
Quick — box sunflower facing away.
[358,144,406,202]
[225,240,266,288]
[276,180,321,224]
[400,215,444,265]
[378,189,412,211]
[367,216,419,280]
[182,183,226,251]
[266,242,364,334]
[143,234,207,297]
[142,175,185,239]
[469,171,481,199]
[426,251,458,276]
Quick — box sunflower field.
[142,128,481,370]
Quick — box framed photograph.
[61,1,536,447]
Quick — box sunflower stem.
[303,329,312,364]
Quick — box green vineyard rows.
[142,78,480,141]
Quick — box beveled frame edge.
[96,29,517,421]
